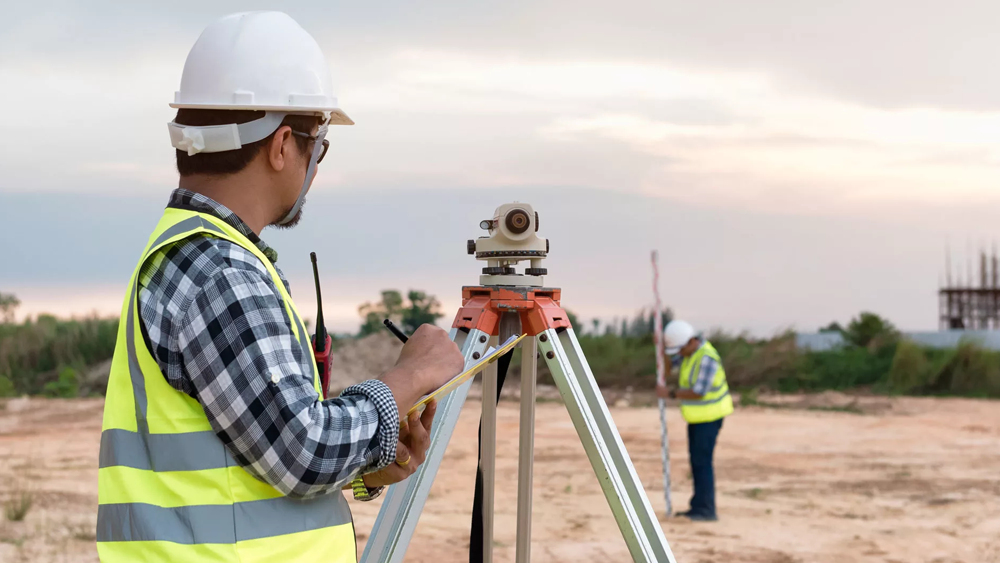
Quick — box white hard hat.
[168,11,352,226]
[171,11,352,123]
[663,320,697,355]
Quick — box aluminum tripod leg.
[537,327,677,563]
[515,338,537,563]
[480,335,499,563]
[360,328,491,563]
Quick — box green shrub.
[712,331,799,388]
[0,375,14,398]
[779,343,896,392]
[937,342,1000,397]
[843,312,898,348]
[43,366,80,398]
[0,315,117,396]
[888,339,933,393]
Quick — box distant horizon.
[1,185,969,337]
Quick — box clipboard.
[408,333,528,415]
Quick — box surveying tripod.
[361,203,676,563]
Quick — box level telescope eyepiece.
[467,202,549,287]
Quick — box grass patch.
[4,490,33,522]
[739,387,760,406]
[0,536,25,547]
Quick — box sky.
[3,1,1000,335]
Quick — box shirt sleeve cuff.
[341,379,399,470]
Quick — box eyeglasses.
[290,130,330,164]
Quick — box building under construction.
[939,248,1000,330]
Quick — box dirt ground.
[0,393,998,563]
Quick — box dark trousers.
[687,418,723,517]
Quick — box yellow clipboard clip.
[408,333,528,416]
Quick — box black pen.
[383,319,409,343]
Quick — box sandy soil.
[0,393,998,563]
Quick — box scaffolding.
[939,246,1000,330]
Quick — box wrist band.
[351,476,372,501]
[351,475,384,502]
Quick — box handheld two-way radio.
[310,252,333,399]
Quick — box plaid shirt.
[136,188,398,500]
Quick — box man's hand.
[380,324,464,418]
[395,324,465,392]
[362,401,437,488]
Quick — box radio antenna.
[310,252,327,353]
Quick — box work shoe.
[672,510,692,518]
[686,513,718,522]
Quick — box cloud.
[341,50,1000,213]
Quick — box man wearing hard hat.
[656,319,733,522]
[96,12,464,562]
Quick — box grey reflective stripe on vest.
[97,492,352,543]
[681,390,731,407]
[99,428,233,471]
[125,289,149,433]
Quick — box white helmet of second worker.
[167,12,352,225]
[663,320,697,355]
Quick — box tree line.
[2,288,999,400]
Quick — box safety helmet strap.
[277,124,328,226]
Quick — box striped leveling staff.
[651,250,673,516]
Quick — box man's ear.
[267,125,293,172]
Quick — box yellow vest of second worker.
[678,341,733,424]
[96,208,356,563]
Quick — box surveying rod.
[651,250,673,516]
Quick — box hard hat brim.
[664,345,682,355]
[168,104,355,125]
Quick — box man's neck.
[178,173,276,235]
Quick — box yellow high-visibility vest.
[678,341,733,424]
[97,208,357,563]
